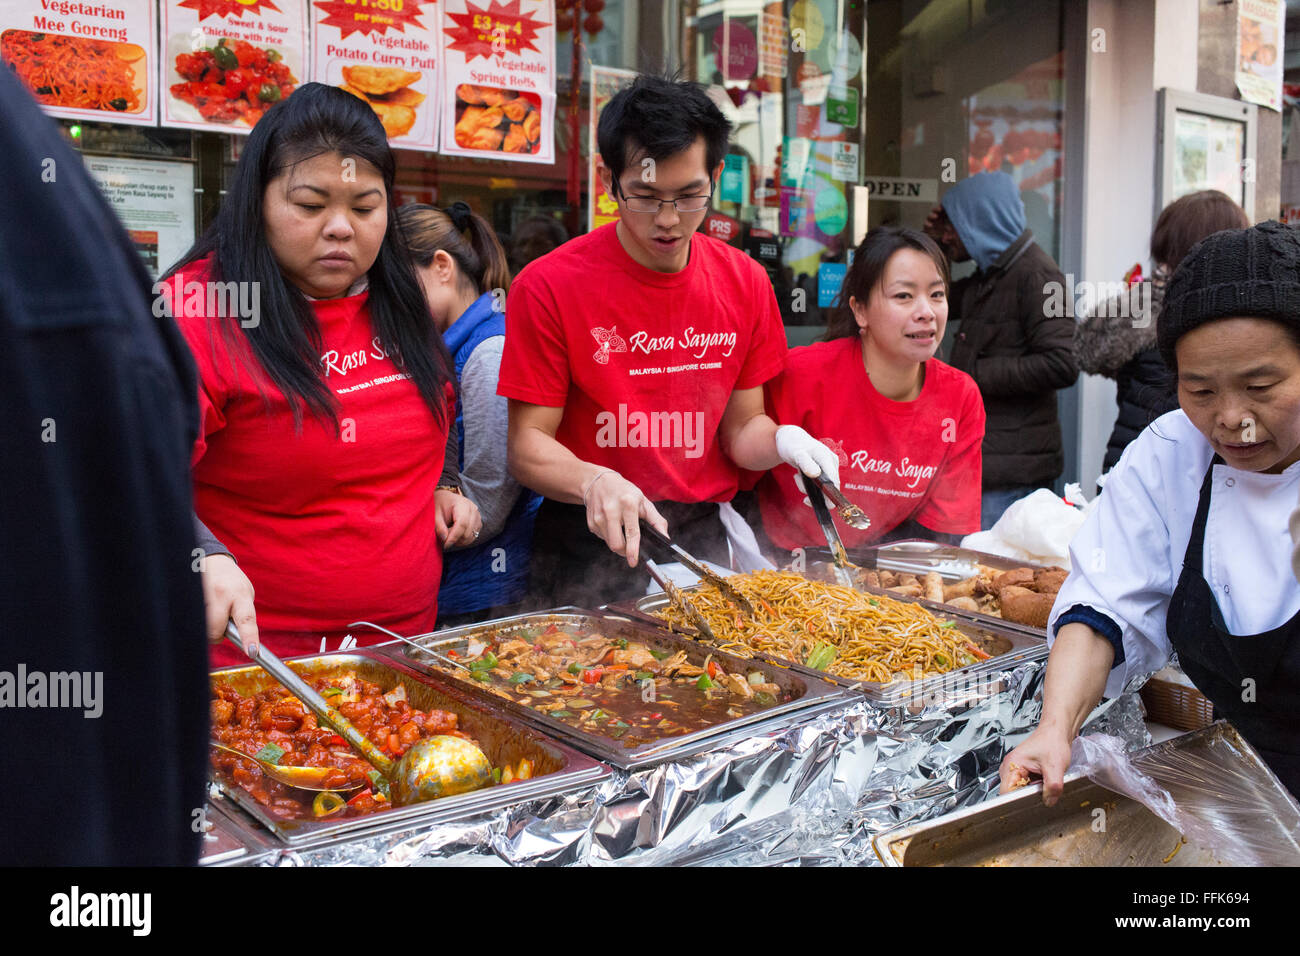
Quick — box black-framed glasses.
[616,182,714,214]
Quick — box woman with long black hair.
[163,83,479,666]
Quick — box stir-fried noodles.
[654,570,990,684]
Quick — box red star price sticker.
[180,0,283,19]
[313,0,431,38]
[444,0,548,61]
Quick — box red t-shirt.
[167,260,453,667]
[757,337,985,550]
[497,223,788,503]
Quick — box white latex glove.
[774,424,841,486]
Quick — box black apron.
[1166,456,1300,795]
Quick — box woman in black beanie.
[1000,219,1300,800]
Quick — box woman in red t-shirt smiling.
[163,84,478,666]
[756,226,985,556]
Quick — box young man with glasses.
[499,74,839,608]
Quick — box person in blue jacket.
[400,201,541,626]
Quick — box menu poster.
[311,0,440,151]
[588,64,636,231]
[439,0,555,164]
[160,0,308,135]
[0,0,157,126]
[85,156,196,278]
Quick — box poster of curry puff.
[160,0,308,134]
[0,0,157,126]
[438,0,555,163]
[311,0,440,151]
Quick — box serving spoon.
[209,740,365,793]
[223,622,491,805]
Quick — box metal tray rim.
[381,608,852,770]
[611,587,1048,707]
[209,648,612,846]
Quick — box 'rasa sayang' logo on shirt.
[589,324,737,363]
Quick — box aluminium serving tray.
[209,650,610,847]
[802,539,1053,636]
[609,579,1047,711]
[374,609,853,771]
[873,722,1300,866]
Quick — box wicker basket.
[1141,676,1215,732]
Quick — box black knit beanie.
[1158,219,1300,368]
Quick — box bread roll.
[993,567,1035,591]
[1032,567,1069,595]
[1000,590,1055,628]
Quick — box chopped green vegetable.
[545,678,564,689]
[567,662,583,674]
[752,691,777,706]
[550,710,573,718]
[941,621,957,629]
[491,767,502,783]
[266,48,282,62]
[109,97,128,111]
[471,670,491,682]
[367,770,391,799]
[696,674,714,690]
[804,642,837,672]
[615,638,628,649]
[934,654,948,667]
[322,687,344,697]
[253,743,285,765]
[869,599,879,606]
[212,44,239,70]
[507,672,533,685]
[649,648,670,660]
[634,670,654,681]
[257,82,282,103]
[590,709,608,721]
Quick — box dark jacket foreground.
[1074,276,1177,474]
[0,69,208,863]
[946,229,1079,489]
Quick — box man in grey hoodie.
[925,172,1078,529]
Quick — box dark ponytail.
[397,201,511,296]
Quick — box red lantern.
[583,0,605,11]
[584,12,604,34]
[556,10,574,31]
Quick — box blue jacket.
[437,293,540,616]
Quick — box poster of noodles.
[438,0,555,163]
[1236,0,1284,112]
[0,0,157,126]
[311,0,440,151]
[160,0,308,134]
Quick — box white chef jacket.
[1049,410,1300,699]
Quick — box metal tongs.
[807,473,872,531]
[643,557,719,644]
[806,480,857,589]
[638,518,757,618]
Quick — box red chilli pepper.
[582,667,602,684]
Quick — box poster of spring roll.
[160,0,307,134]
[0,0,157,126]
[311,0,440,151]
[439,0,555,163]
